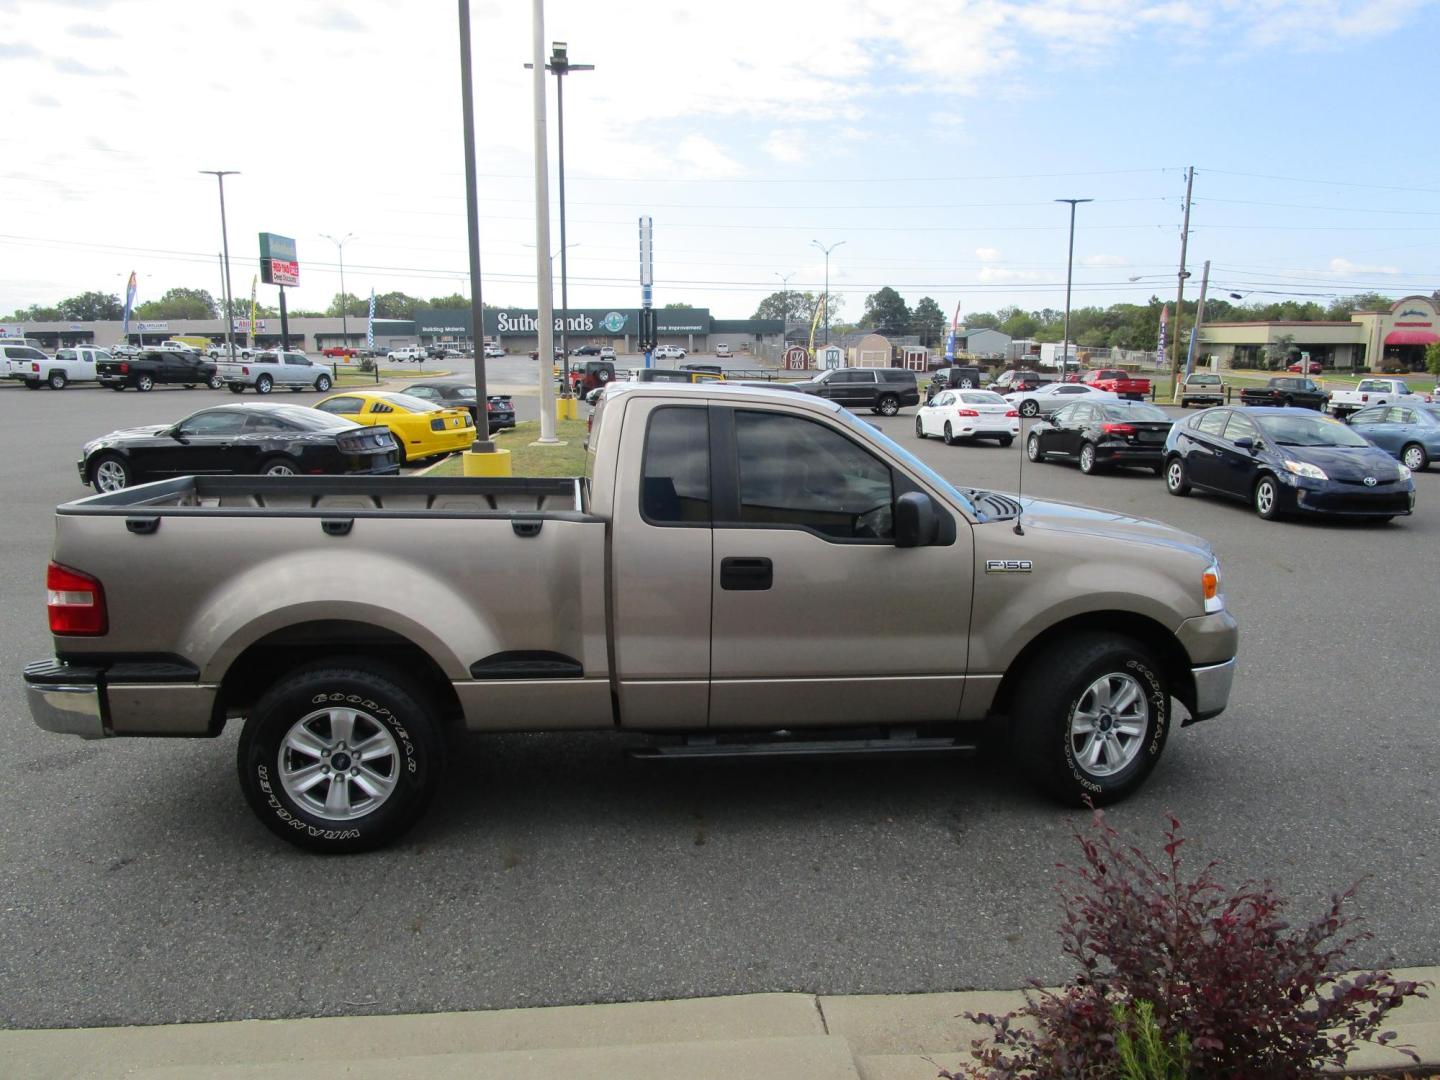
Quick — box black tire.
[208,374,224,390]
[136,374,154,392]
[394,440,408,466]
[1165,456,1191,496]
[1254,473,1281,520]
[24,379,41,390]
[109,384,125,391]
[89,452,132,494]
[236,660,444,854]
[1078,441,1098,474]
[998,435,1014,448]
[315,374,333,392]
[183,384,196,390]
[48,371,68,390]
[1179,399,1189,409]
[943,422,957,446]
[228,383,246,394]
[877,394,900,417]
[1400,443,1428,472]
[1151,463,1165,477]
[255,374,273,395]
[1281,395,1294,408]
[1026,432,1046,462]
[914,416,925,439]
[259,455,299,476]
[1011,632,1171,806]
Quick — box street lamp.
[457,0,494,452]
[526,40,593,391]
[774,271,794,341]
[321,232,356,351]
[811,240,846,345]
[1055,198,1093,375]
[199,170,239,361]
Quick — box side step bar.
[630,730,978,761]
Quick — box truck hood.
[966,489,1212,558]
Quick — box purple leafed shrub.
[943,811,1429,1080]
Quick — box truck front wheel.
[1011,632,1171,806]
[237,661,444,853]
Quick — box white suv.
[599,346,616,360]
[714,343,732,358]
[654,344,686,360]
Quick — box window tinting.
[960,391,1006,405]
[1348,407,1384,425]
[641,406,710,524]
[1105,403,1169,422]
[244,413,297,433]
[1194,409,1229,435]
[1222,412,1260,442]
[316,397,364,415]
[177,411,248,436]
[734,410,894,540]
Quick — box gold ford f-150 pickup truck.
[25,383,1237,852]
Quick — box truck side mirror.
[895,491,938,548]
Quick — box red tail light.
[956,408,980,417]
[1005,409,1018,417]
[1101,423,1137,436]
[1360,394,1368,402]
[119,362,129,374]
[31,362,40,372]
[47,562,107,636]
[242,366,250,375]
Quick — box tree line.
[4,289,497,323]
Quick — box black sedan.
[78,403,398,493]
[1026,400,1173,475]
[404,379,516,430]
[1163,406,1415,522]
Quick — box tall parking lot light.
[811,240,845,345]
[200,170,239,362]
[1055,198,1092,376]
[457,0,494,452]
[321,233,356,350]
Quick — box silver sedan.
[1004,382,1116,418]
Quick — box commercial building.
[1200,294,1440,372]
[0,306,783,356]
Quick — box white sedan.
[915,389,1019,445]
[1004,381,1116,418]
[654,344,686,360]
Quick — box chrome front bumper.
[1189,658,1236,723]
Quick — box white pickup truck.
[3,343,57,387]
[1326,378,1432,418]
[7,345,112,390]
[218,350,335,395]
[387,345,426,363]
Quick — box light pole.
[811,240,845,345]
[527,41,593,394]
[775,271,794,342]
[199,170,238,361]
[321,233,356,350]
[1055,198,1092,376]
[457,0,494,454]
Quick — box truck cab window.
[734,410,894,540]
[641,406,710,525]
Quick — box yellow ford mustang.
[313,391,475,464]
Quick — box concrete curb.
[2,970,1435,1079]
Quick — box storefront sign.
[259,233,300,287]
[137,321,169,332]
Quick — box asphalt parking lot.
[1,383,1436,1030]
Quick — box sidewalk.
[4,969,1436,1079]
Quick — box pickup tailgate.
[47,476,613,734]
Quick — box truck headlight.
[1283,459,1328,481]
[1202,557,1225,614]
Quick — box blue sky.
[3,0,1438,323]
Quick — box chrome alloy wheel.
[278,707,400,821]
[264,462,296,476]
[94,459,128,492]
[1068,672,1149,778]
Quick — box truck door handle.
[720,556,772,591]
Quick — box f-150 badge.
[986,559,1033,573]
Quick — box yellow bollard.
[461,448,513,476]
[556,396,578,421]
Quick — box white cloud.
[66,22,117,37]
[1328,257,1401,275]
[764,130,806,164]
[675,135,745,178]
[975,247,1003,262]
[978,266,1043,283]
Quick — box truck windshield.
[828,405,978,518]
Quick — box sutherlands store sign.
[413,307,713,337]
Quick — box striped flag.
[121,272,137,339]
[366,288,376,348]
[944,300,962,360]
[1158,305,1170,355]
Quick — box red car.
[1286,359,1322,374]
[1081,368,1151,401]
[322,346,358,358]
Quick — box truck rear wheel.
[49,371,68,390]
[136,374,154,392]
[237,661,444,853]
[255,374,273,394]
[228,383,245,394]
[1011,632,1171,806]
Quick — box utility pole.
[322,233,356,350]
[529,0,558,443]
[1169,166,1194,388]
[1182,259,1211,380]
[1056,198,1092,377]
[199,170,238,362]
[775,271,794,341]
[812,240,846,345]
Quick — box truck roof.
[601,380,845,415]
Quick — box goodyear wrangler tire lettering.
[238,661,444,854]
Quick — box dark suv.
[926,365,983,403]
[792,367,920,416]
